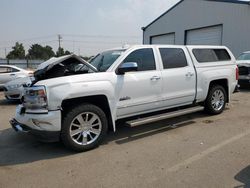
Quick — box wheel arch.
[61,95,114,132]
[208,79,229,102]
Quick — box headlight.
[23,86,48,110]
[8,84,22,90]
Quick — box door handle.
[185,72,194,77]
[150,76,161,81]
[10,74,16,76]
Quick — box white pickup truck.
[10,45,238,151]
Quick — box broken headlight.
[23,86,48,110]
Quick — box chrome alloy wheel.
[70,112,102,145]
[211,89,225,111]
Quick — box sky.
[0,0,179,58]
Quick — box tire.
[205,85,227,115]
[61,103,108,152]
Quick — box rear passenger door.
[159,47,196,107]
[116,48,162,118]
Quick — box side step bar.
[126,106,204,127]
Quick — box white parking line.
[166,129,250,173]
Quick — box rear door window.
[193,49,231,63]
[0,67,11,73]
[159,48,188,69]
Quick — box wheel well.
[209,79,229,102]
[61,95,113,131]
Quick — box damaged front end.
[32,54,97,85]
[238,63,250,87]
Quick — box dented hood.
[33,54,98,83]
[36,54,97,72]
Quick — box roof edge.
[142,0,250,30]
[207,0,250,5]
[142,0,184,30]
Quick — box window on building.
[159,48,188,69]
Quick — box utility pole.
[58,34,62,49]
[4,48,6,59]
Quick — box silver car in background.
[0,65,33,89]
[4,77,33,101]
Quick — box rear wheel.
[61,104,108,152]
[205,85,227,115]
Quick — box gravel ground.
[0,91,250,188]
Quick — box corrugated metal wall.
[150,33,175,44]
[143,0,250,56]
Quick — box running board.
[126,106,204,127]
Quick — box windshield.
[90,50,125,72]
[237,53,250,60]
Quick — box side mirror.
[117,62,138,75]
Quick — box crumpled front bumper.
[10,105,62,142]
[10,119,60,142]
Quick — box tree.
[44,45,55,58]
[65,50,71,55]
[7,42,25,59]
[56,47,71,57]
[27,44,55,60]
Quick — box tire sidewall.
[61,104,108,152]
[205,85,227,115]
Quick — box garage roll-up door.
[151,33,175,44]
[186,25,222,45]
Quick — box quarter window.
[123,48,156,71]
[11,68,19,72]
[193,49,231,63]
[159,48,188,69]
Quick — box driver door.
[116,48,162,119]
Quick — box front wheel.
[205,85,227,115]
[61,104,108,152]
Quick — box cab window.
[123,48,156,71]
[193,49,231,63]
[159,48,188,69]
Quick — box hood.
[36,54,97,72]
[236,60,250,66]
[33,54,98,84]
[5,76,32,87]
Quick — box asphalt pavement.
[0,91,250,188]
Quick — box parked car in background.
[4,77,32,101]
[0,65,33,89]
[4,55,88,101]
[10,45,238,152]
[236,51,250,87]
